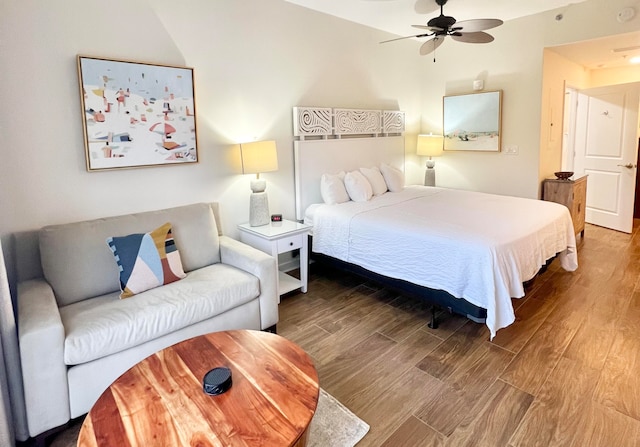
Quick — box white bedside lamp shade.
[416,134,443,186]
[240,140,279,226]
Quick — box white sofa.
[13,202,278,439]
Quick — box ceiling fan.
[381,0,503,57]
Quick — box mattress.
[306,186,578,338]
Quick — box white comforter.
[308,186,578,338]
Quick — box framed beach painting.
[443,90,502,152]
[77,56,198,171]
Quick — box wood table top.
[77,330,319,447]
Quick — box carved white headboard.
[292,107,406,221]
[293,107,405,138]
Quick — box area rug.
[50,387,369,446]
[308,388,369,447]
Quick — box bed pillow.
[320,171,350,205]
[380,163,405,192]
[106,222,186,299]
[360,166,388,196]
[344,170,373,202]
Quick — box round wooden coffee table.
[77,330,319,447]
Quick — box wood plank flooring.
[279,222,640,447]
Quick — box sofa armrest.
[18,279,70,437]
[219,236,278,329]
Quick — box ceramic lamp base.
[424,168,436,187]
[250,192,270,226]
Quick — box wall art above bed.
[293,107,404,139]
[77,55,198,171]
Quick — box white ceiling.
[549,31,640,69]
[284,0,640,69]
[283,0,587,38]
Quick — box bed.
[294,135,578,338]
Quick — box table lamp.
[416,134,443,186]
[240,140,279,226]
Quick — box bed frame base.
[428,306,440,329]
[309,246,488,327]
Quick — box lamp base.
[424,168,436,187]
[250,178,266,193]
[249,192,270,226]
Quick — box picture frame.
[443,90,502,152]
[77,56,198,171]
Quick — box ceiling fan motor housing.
[428,14,456,31]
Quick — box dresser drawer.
[277,234,303,253]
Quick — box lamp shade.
[240,140,279,175]
[416,134,444,157]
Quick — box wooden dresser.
[542,175,587,237]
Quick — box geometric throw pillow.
[106,222,186,299]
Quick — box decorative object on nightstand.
[238,220,310,300]
[542,175,587,237]
[416,133,443,186]
[240,140,278,227]
[554,171,574,180]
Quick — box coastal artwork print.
[77,56,198,171]
[443,90,502,152]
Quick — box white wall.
[416,0,640,198]
[1,0,637,283]
[0,0,424,282]
[590,64,640,87]
[417,13,548,198]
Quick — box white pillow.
[380,163,404,192]
[344,170,373,202]
[320,171,350,204]
[360,166,388,196]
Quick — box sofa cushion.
[40,203,220,306]
[59,263,260,365]
[106,222,186,298]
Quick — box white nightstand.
[238,220,310,299]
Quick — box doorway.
[562,82,640,234]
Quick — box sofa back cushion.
[39,203,220,306]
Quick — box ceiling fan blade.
[414,0,438,15]
[420,36,445,56]
[451,31,494,44]
[380,33,431,44]
[455,19,503,33]
[412,24,444,32]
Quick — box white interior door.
[573,83,640,233]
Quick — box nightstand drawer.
[277,234,303,253]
